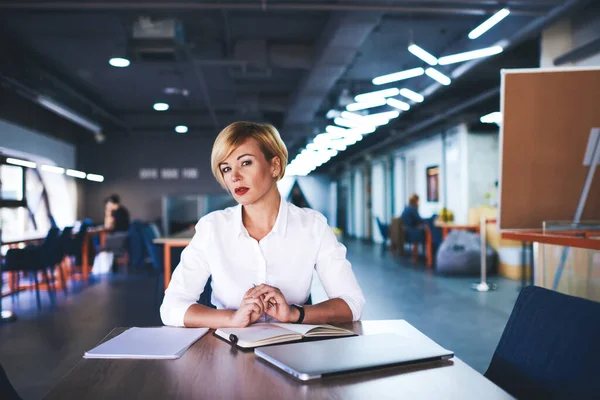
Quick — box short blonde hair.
[211,121,288,189]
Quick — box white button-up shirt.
[160,195,365,327]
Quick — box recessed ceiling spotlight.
[153,103,169,111]
[109,57,130,68]
[175,125,188,134]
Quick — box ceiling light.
[153,103,169,111]
[37,95,102,133]
[340,111,366,122]
[399,88,424,103]
[425,68,451,85]
[469,8,510,40]
[86,174,105,182]
[386,98,411,111]
[109,57,130,68]
[326,109,341,119]
[175,125,188,134]
[6,158,36,168]
[41,165,65,174]
[372,67,425,85]
[346,98,387,111]
[66,169,86,179]
[480,112,502,124]
[354,88,400,103]
[438,46,503,65]
[408,44,438,66]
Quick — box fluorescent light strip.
[480,112,502,124]
[399,88,424,103]
[469,8,510,40]
[408,44,438,66]
[425,68,451,85]
[438,46,503,65]
[37,96,102,133]
[346,98,387,111]
[41,165,65,174]
[354,88,400,103]
[386,98,410,111]
[66,169,86,179]
[372,67,425,85]
[86,174,105,182]
[6,158,36,168]
[326,109,341,119]
[340,111,366,122]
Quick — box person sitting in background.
[104,194,130,232]
[102,194,131,272]
[400,194,423,228]
[161,121,365,329]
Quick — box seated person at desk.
[161,122,365,329]
[103,194,131,256]
[400,194,426,242]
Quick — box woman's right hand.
[228,297,265,327]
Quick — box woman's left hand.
[245,284,298,323]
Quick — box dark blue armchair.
[485,286,600,399]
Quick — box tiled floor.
[0,240,520,399]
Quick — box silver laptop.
[254,333,454,381]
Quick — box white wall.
[467,132,500,210]
[394,135,444,219]
[445,126,469,224]
[393,155,405,217]
[541,3,600,67]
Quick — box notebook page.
[216,324,299,344]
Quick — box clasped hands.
[229,284,299,328]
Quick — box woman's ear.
[271,156,281,178]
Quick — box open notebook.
[215,323,355,349]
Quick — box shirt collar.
[234,193,288,238]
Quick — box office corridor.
[1,239,519,399]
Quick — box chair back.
[54,227,73,263]
[485,286,600,399]
[375,217,389,241]
[128,220,146,269]
[140,223,162,271]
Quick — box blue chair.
[52,227,73,294]
[485,286,600,399]
[139,224,213,309]
[3,228,60,309]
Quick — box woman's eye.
[221,167,231,173]
[242,160,252,166]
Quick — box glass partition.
[539,221,600,302]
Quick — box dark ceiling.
[0,0,593,171]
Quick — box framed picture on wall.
[426,166,439,202]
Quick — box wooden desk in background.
[435,222,480,239]
[153,230,195,290]
[45,320,512,399]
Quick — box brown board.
[499,67,600,230]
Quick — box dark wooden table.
[45,320,512,399]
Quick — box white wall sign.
[139,168,158,179]
[139,168,199,180]
[161,168,179,179]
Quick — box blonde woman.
[160,122,365,328]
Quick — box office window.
[0,163,24,202]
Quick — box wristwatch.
[290,304,305,324]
